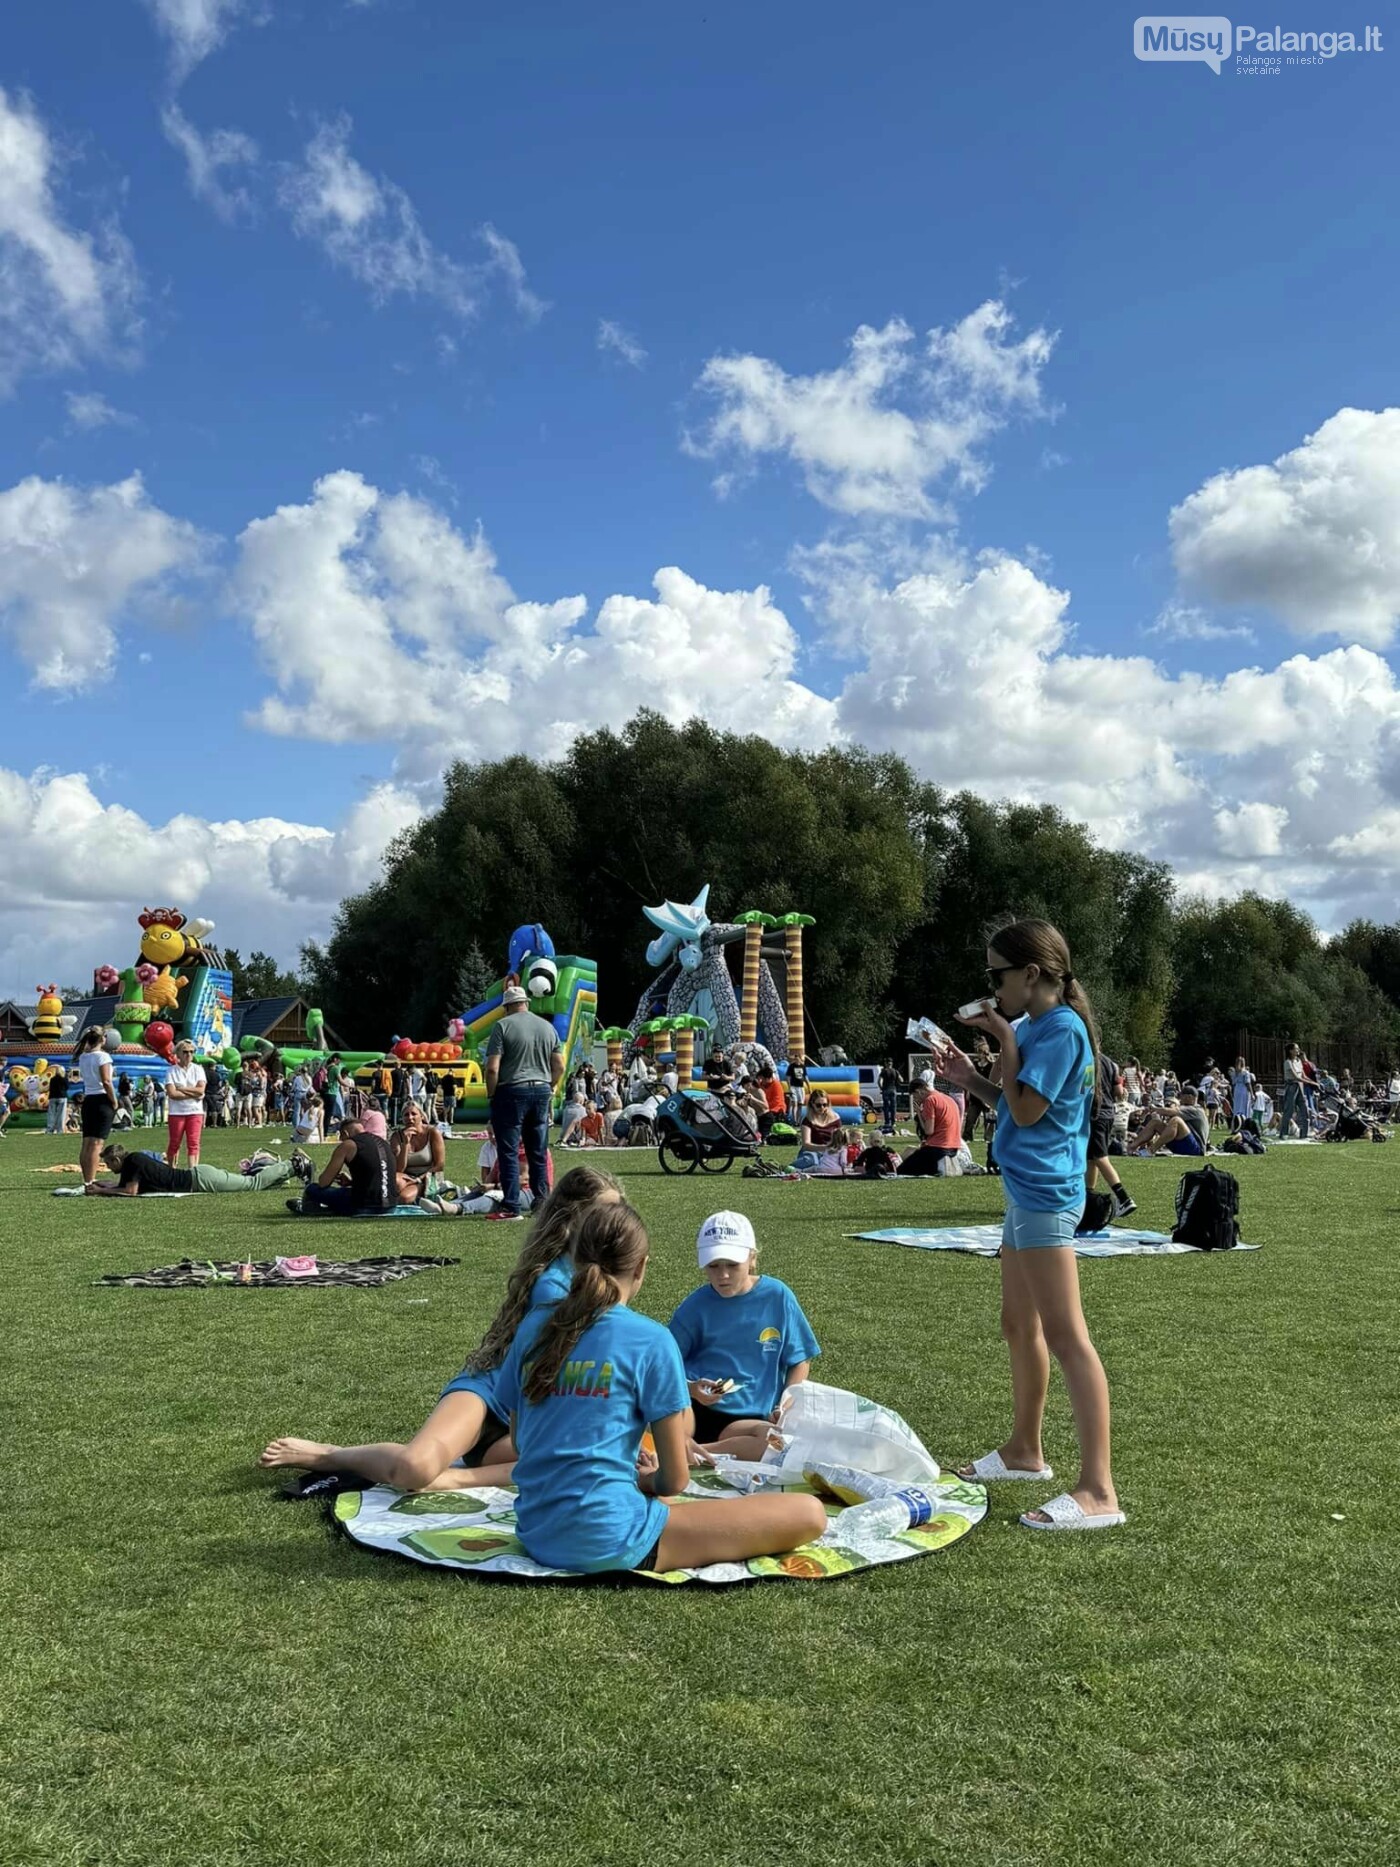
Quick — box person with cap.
[484,986,565,1220]
[666,1210,820,1458]
[164,1039,208,1167]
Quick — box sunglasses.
[985,964,1020,987]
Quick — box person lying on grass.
[85,1142,300,1196]
[493,1198,827,1575]
[667,1210,819,1463]
[260,1166,623,1491]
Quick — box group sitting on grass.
[260,1168,828,1574]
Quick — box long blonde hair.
[522,1201,650,1404]
[463,1164,621,1372]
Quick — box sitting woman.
[291,1093,324,1145]
[260,1167,624,1491]
[558,1090,589,1147]
[792,1089,848,1174]
[578,1105,606,1147]
[393,1101,447,1195]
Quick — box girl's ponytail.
[520,1200,650,1405]
[987,918,1102,1093]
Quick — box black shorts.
[463,1410,511,1465]
[81,1096,115,1140]
[639,1535,664,1573]
[690,1401,751,1442]
[1088,1113,1113,1161]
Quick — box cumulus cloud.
[688,301,1055,518]
[0,765,421,999]
[141,0,255,82]
[1170,408,1400,646]
[0,473,207,689]
[161,103,260,222]
[277,120,540,325]
[598,318,646,369]
[1148,599,1254,645]
[234,471,835,777]
[0,88,141,394]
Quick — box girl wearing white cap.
[668,1210,820,1459]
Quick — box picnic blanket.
[95,1254,460,1288]
[332,1466,987,1585]
[850,1224,1260,1257]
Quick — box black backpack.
[1075,1190,1116,1235]
[1171,1165,1240,1250]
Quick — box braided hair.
[463,1164,621,1374]
[522,1200,650,1404]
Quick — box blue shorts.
[1001,1203,1084,1251]
[1167,1134,1204,1156]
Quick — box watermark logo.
[1134,17,1384,73]
[1136,16,1231,71]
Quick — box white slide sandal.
[960,1450,1054,1483]
[1020,1492,1126,1531]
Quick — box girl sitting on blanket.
[495,1200,826,1575]
[934,919,1123,1534]
[259,1166,622,1492]
[668,1210,819,1462]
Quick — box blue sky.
[1,0,1398,993]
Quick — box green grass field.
[4,1125,1397,1866]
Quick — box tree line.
[291,711,1400,1070]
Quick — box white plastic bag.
[760,1381,941,1484]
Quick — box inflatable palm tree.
[778,913,815,1061]
[733,911,776,1045]
[599,1026,631,1080]
[668,1013,709,1089]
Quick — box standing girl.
[496,1201,826,1574]
[260,1166,623,1490]
[935,920,1124,1532]
[74,1028,118,1189]
[164,1039,207,1167]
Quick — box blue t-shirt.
[994,1006,1095,1212]
[496,1303,689,1573]
[667,1276,820,1420]
[439,1255,573,1415]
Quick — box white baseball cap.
[501,985,528,1005]
[697,1210,756,1266]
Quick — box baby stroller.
[655,1091,762,1175]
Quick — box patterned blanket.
[333,1468,987,1585]
[849,1225,1259,1257]
[96,1254,460,1288]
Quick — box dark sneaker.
[487,1209,523,1222]
[286,1196,305,1215]
[290,1149,314,1183]
[1113,1190,1138,1218]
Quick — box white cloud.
[140,0,255,82]
[234,471,836,777]
[277,120,538,327]
[1170,407,1400,647]
[161,103,259,222]
[1148,599,1254,645]
[478,223,546,321]
[688,301,1055,518]
[0,87,141,394]
[0,764,421,1000]
[64,390,135,431]
[0,474,206,689]
[1214,802,1288,858]
[598,318,646,369]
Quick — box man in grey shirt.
[484,986,565,1218]
[1134,1085,1211,1158]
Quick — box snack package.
[906,1015,951,1051]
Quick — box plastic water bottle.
[837,1485,940,1536]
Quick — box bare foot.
[1023,1484,1120,1525]
[259,1436,337,1470]
[957,1442,1049,1481]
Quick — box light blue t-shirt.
[496,1303,689,1573]
[439,1255,574,1416]
[994,1006,1095,1213]
[667,1276,821,1419]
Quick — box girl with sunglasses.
[934,920,1123,1533]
